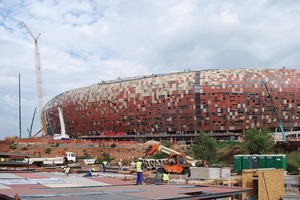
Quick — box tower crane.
[22,22,47,136]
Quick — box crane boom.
[143,143,204,175]
[22,22,47,136]
[144,143,198,164]
[53,107,69,140]
[262,80,287,142]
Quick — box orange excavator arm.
[143,144,161,156]
[144,143,198,163]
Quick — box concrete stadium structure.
[43,68,300,139]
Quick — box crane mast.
[22,22,47,136]
[262,80,287,143]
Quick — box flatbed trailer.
[24,152,76,167]
[0,152,32,170]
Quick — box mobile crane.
[262,80,287,143]
[143,143,203,177]
[53,107,70,140]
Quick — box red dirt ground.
[0,138,174,166]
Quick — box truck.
[24,152,76,167]
[143,143,203,177]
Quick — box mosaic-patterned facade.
[43,69,300,137]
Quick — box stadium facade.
[43,68,300,138]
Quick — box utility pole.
[18,74,22,138]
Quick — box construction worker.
[186,163,195,184]
[118,159,123,172]
[102,160,108,173]
[62,164,71,176]
[136,157,143,185]
[162,173,169,183]
[84,168,96,177]
[204,161,208,168]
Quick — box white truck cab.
[65,152,76,162]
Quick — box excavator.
[143,143,204,177]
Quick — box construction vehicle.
[24,152,76,167]
[143,143,203,177]
[53,107,70,140]
[262,80,287,142]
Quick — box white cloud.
[0,0,299,139]
[2,95,17,106]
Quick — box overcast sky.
[0,0,299,140]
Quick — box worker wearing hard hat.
[136,157,144,185]
[102,160,109,173]
[62,165,71,176]
[84,168,96,177]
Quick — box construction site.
[0,137,299,200]
[1,23,300,199]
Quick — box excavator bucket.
[143,145,153,156]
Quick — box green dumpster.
[258,155,266,169]
[266,155,275,168]
[234,155,243,172]
[242,155,251,170]
[274,154,287,171]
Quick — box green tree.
[286,152,300,172]
[242,128,274,154]
[161,140,172,148]
[97,152,114,164]
[190,131,217,163]
[152,152,168,159]
[45,148,52,154]
[110,143,117,148]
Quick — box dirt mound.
[0,139,148,166]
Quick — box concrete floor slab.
[38,172,74,178]
[0,184,10,189]
[13,173,47,179]
[89,176,134,185]
[0,177,65,185]
[0,172,249,200]
[43,177,110,188]
[0,173,23,179]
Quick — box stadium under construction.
[43,68,300,143]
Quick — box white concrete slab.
[95,172,135,178]
[38,172,78,178]
[0,173,23,179]
[0,177,65,185]
[190,167,221,179]
[43,177,110,188]
[0,184,11,189]
[0,178,37,185]
[31,177,65,184]
[43,183,83,188]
